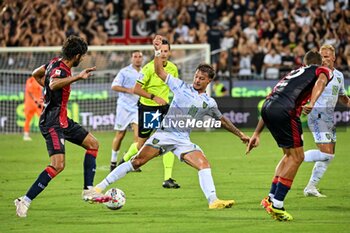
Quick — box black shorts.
[40,118,89,156]
[138,103,169,138]
[261,99,303,148]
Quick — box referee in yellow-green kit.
[120,38,180,188]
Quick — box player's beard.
[72,55,82,67]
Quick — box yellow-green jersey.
[137,60,178,106]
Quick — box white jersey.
[111,64,140,111]
[310,68,345,121]
[159,74,222,139]
[308,68,345,143]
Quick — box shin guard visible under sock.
[268,176,279,199]
[26,166,58,201]
[163,152,175,180]
[308,155,333,187]
[84,149,97,189]
[198,168,217,204]
[273,177,293,208]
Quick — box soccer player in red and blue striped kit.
[14,36,106,217]
[247,50,333,221]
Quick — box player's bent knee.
[320,152,334,162]
[53,164,65,173]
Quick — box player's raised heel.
[14,197,30,217]
[209,199,235,209]
[304,186,326,197]
[82,187,111,203]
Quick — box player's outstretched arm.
[153,35,168,81]
[32,65,46,87]
[220,116,250,144]
[49,66,96,91]
[246,118,265,155]
[112,85,133,94]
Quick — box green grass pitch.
[1,129,349,233]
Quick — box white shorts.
[308,113,336,143]
[145,131,203,161]
[114,105,138,131]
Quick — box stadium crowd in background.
[1,0,350,79]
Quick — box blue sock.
[269,176,279,197]
[274,177,292,203]
[84,150,97,189]
[26,166,57,200]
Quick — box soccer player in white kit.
[89,35,250,209]
[304,45,350,197]
[110,51,143,171]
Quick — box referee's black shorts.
[261,99,303,149]
[138,102,169,138]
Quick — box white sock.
[304,150,333,162]
[304,150,321,162]
[272,198,283,208]
[198,168,217,204]
[111,150,119,163]
[268,193,274,199]
[23,196,32,204]
[96,161,134,191]
[308,152,334,186]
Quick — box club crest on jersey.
[152,138,159,144]
[337,77,341,83]
[55,69,61,75]
[203,102,208,109]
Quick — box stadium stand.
[1,0,349,80]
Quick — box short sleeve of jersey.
[171,64,179,78]
[208,100,223,120]
[138,63,151,85]
[338,71,346,96]
[111,70,124,88]
[49,67,67,80]
[165,74,187,95]
[316,66,333,83]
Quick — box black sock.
[26,166,57,200]
[269,176,279,196]
[274,177,292,203]
[84,150,97,189]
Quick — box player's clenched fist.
[153,35,162,50]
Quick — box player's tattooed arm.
[220,116,250,144]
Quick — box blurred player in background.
[23,76,43,141]
[119,38,180,188]
[14,36,105,218]
[303,45,350,197]
[87,35,250,209]
[247,51,333,221]
[110,51,143,172]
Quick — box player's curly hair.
[304,51,322,66]
[196,63,215,79]
[62,36,88,60]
